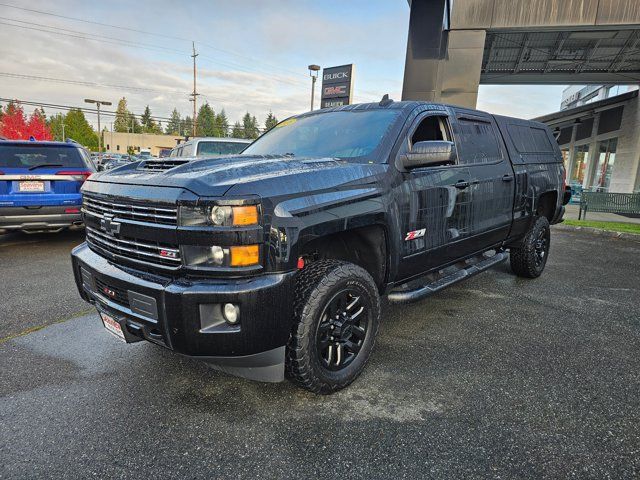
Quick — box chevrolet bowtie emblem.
[100,214,121,236]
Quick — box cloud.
[0,0,567,131]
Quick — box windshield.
[0,145,87,169]
[197,141,248,156]
[242,110,401,161]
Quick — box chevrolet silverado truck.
[71,99,570,394]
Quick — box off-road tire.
[286,260,381,394]
[510,216,551,278]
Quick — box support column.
[401,0,485,108]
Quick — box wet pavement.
[1,229,639,479]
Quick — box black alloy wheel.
[316,289,370,371]
[533,226,549,269]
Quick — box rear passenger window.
[455,118,502,165]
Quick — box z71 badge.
[405,228,426,241]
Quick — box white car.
[170,137,251,158]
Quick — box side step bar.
[387,251,509,304]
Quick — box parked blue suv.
[0,139,95,233]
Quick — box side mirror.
[401,140,457,169]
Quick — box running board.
[387,251,509,304]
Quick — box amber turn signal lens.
[232,205,259,226]
[230,245,260,266]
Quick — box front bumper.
[0,205,82,231]
[71,243,295,382]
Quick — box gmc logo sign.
[324,86,346,96]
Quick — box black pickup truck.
[71,99,570,394]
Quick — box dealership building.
[535,88,640,193]
[103,132,182,157]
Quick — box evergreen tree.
[181,116,193,137]
[196,103,216,137]
[264,111,278,131]
[47,114,64,141]
[242,112,259,139]
[166,108,181,135]
[215,109,229,137]
[114,97,129,133]
[128,113,142,134]
[231,121,244,138]
[140,105,161,134]
[64,109,99,150]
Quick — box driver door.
[395,110,473,281]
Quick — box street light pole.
[308,64,321,111]
[84,99,112,157]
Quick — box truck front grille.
[83,194,177,226]
[86,226,181,270]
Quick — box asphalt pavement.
[1,229,639,479]
[0,229,90,340]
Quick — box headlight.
[180,204,259,227]
[182,244,260,268]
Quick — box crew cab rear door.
[394,108,474,281]
[450,109,515,249]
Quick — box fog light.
[222,303,239,324]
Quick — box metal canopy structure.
[482,29,640,84]
[402,0,640,108]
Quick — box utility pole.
[189,41,199,137]
[84,99,112,157]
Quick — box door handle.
[454,180,470,189]
[502,175,514,182]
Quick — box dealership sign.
[320,64,354,109]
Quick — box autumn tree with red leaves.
[0,102,53,140]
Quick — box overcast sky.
[0,0,568,129]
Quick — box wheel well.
[536,191,557,222]
[301,225,387,291]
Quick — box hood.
[88,155,388,198]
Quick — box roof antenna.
[379,94,393,107]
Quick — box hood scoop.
[139,159,193,171]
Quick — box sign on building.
[320,64,355,109]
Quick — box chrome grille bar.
[86,226,180,268]
[82,194,177,226]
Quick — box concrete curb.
[553,224,640,242]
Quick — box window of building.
[557,126,573,145]
[592,138,617,191]
[455,117,502,164]
[575,118,594,141]
[571,144,590,185]
[106,144,110,150]
[597,106,623,135]
[116,145,120,151]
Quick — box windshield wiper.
[28,163,63,170]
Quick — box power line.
[0,16,310,91]
[0,2,311,80]
[0,72,187,96]
[0,71,305,108]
